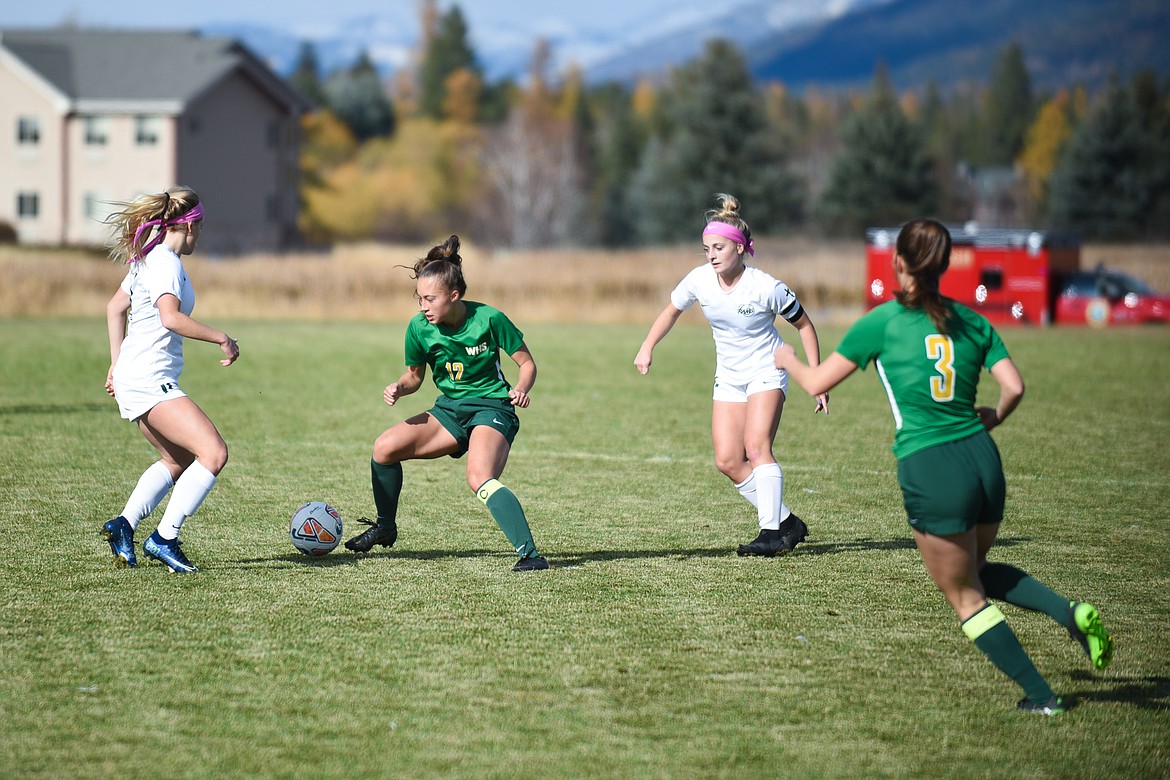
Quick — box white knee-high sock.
[734,472,759,508]
[157,461,217,540]
[754,462,785,530]
[120,461,175,530]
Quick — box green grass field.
[1,318,1168,779]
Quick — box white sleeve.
[771,280,805,325]
[669,268,700,311]
[141,251,185,308]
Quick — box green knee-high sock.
[980,563,1072,628]
[962,603,1054,703]
[477,479,537,558]
[371,460,403,527]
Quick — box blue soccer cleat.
[101,516,137,568]
[143,532,199,573]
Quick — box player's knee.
[372,432,400,463]
[744,443,775,466]
[466,469,493,493]
[713,455,741,478]
[202,442,228,475]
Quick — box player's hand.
[634,347,653,375]
[104,368,116,398]
[219,335,239,366]
[815,393,829,415]
[509,388,531,408]
[976,406,999,430]
[384,383,403,406]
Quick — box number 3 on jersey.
[444,361,465,381]
[925,335,955,402]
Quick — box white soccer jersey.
[670,264,805,381]
[113,244,195,388]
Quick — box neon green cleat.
[1069,602,1113,670]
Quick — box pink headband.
[130,202,205,262]
[703,221,754,256]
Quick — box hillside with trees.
[289,0,1170,247]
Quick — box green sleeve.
[491,309,525,356]
[983,325,1010,370]
[836,305,890,370]
[403,316,427,368]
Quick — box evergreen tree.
[589,83,648,246]
[818,64,938,234]
[289,41,326,108]
[983,42,1034,166]
[1048,72,1170,239]
[627,39,806,244]
[418,5,481,119]
[324,51,395,141]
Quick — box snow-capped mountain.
[203,0,891,83]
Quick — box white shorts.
[712,368,788,402]
[114,379,188,421]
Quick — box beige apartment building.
[0,27,312,254]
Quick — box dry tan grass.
[2,238,1167,324]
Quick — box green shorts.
[428,395,520,457]
[897,430,1006,536]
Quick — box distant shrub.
[0,221,17,244]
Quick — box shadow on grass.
[1067,672,1170,712]
[549,535,1030,567]
[229,548,507,569]
[228,536,1030,570]
[794,536,1028,557]
[551,547,729,566]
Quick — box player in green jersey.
[344,235,548,572]
[775,218,1112,715]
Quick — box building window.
[84,116,109,146]
[17,192,40,219]
[84,193,102,220]
[135,116,160,145]
[18,116,41,145]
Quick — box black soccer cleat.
[512,554,550,572]
[736,515,808,557]
[344,517,398,552]
[1017,694,1068,716]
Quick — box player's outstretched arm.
[775,344,858,397]
[635,305,684,375]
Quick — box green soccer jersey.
[836,299,1010,459]
[404,301,525,400]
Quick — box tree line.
[290,2,1170,247]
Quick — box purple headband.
[703,221,754,256]
[130,202,205,262]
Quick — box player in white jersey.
[636,193,828,556]
[100,187,239,573]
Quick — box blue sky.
[0,0,728,77]
[0,0,704,39]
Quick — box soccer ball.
[290,501,343,556]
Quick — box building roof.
[0,27,311,114]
